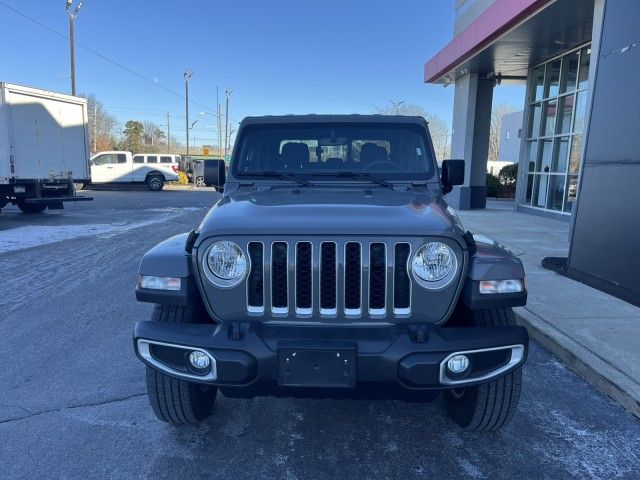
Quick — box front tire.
[17,202,47,214]
[147,175,165,191]
[443,308,522,431]
[145,304,218,425]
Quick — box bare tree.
[489,103,518,163]
[141,121,167,150]
[374,101,451,161]
[82,94,117,153]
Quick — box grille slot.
[393,243,411,313]
[247,242,264,312]
[369,243,386,314]
[320,242,337,314]
[271,242,288,313]
[344,242,362,314]
[246,240,412,318]
[295,242,312,314]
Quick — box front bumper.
[134,320,528,395]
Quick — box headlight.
[412,242,457,287]
[205,241,247,286]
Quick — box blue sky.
[1,0,523,145]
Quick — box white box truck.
[0,82,92,213]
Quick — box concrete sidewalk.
[458,199,640,419]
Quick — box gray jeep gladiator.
[133,115,528,431]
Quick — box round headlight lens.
[412,242,456,282]
[207,241,247,281]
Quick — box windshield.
[233,123,436,181]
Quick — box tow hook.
[409,324,428,343]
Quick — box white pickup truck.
[89,151,180,191]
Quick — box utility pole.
[217,87,222,157]
[166,112,171,153]
[390,99,405,115]
[93,103,97,153]
[65,1,83,95]
[224,88,232,159]
[184,69,193,155]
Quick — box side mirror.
[204,160,226,189]
[441,159,465,194]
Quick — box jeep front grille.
[245,240,412,319]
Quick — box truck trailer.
[0,82,92,213]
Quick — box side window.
[147,156,158,164]
[133,155,144,164]
[117,154,127,164]
[102,154,119,165]
[92,155,106,165]
[160,156,172,163]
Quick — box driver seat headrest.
[360,142,388,164]
[280,142,310,170]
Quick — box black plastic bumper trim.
[133,320,528,391]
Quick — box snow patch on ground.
[0,208,202,254]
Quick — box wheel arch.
[145,170,166,181]
[136,233,199,306]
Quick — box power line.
[0,1,216,114]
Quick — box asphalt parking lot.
[1,189,638,480]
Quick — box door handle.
[106,166,114,169]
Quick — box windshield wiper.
[261,171,311,187]
[312,171,393,189]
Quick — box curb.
[514,307,640,419]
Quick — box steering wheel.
[363,161,401,172]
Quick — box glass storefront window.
[540,139,553,173]
[542,100,557,136]
[578,47,591,90]
[560,51,579,94]
[526,174,534,203]
[569,135,582,174]
[547,175,565,211]
[520,44,590,215]
[573,91,587,133]
[527,141,538,172]
[552,136,570,173]
[533,175,549,207]
[544,59,562,98]
[529,103,542,138]
[557,95,574,135]
[565,175,579,212]
[532,66,545,101]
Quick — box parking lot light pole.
[65,0,83,96]
[198,111,218,152]
[184,69,193,155]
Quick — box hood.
[197,187,462,238]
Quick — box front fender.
[461,234,527,309]
[136,233,196,305]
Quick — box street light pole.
[65,1,83,96]
[224,88,232,159]
[184,69,193,155]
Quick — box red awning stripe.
[424,0,552,83]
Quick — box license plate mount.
[278,346,356,388]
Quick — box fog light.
[447,354,470,374]
[188,351,210,369]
